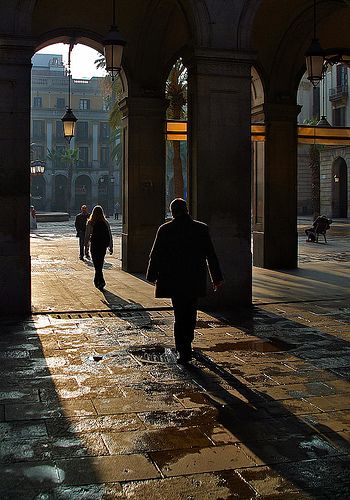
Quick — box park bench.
[305,216,332,243]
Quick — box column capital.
[264,102,302,122]
[184,47,256,78]
[0,34,35,66]
[119,95,168,119]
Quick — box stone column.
[0,37,33,315]
[120,95,168,272]
[187,49,253,308]
[91,176,99,206]
[253,103,300,269]
[92,123,98,162]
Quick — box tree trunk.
[309,144,320,220]
[67,161,73,216]
[172,105,184,199]
[172,140,184,198]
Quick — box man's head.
[81,205,87,214]
[170,198,188,218]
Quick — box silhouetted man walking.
[146,198,223,364]
[75,205,90,260]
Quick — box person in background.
[75,205,90,260]
[84,205,113,290]
[146,198,223,365]
[114,201,120,220]
[30,205,37,230]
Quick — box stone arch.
[53,174,67,212]
[332,156,348,218]
[251,65,265,119]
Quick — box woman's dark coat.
[146,214,223,298]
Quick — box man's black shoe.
[79,256,84,260]
[176,353,192,365]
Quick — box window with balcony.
[329,64,348,101]
[32,120,45,139]
[78,147,89,167]
[79,99,90,110]
[100,147,110,167]
[76,121,89,140]
[100,122,110,140]
[33,96,42,108]
[56,98,65,109]
[56,121,64,139]
[333,107,346,126]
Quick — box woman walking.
[84,205,113,290]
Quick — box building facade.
[297,66,349,218]
[31,53,120,216]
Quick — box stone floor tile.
[46,414,144,437]
[0,461,63,492]
[261,398,322,417]
[257,382,336,401]
[56,454,161,484]
[149,443,258,476]
[0,388,39,404]
[92,392,183,415]
[275,457,350,498]
[0,421,48,440]
[102,426,211,454]
[301,410,350,433]
[306,394,350,412]
[236,433,342,465]
[237,465,315,499]
[137,408,219,429]
[201,424,241,445]
[119,471,256,499]
[5,402,62,421]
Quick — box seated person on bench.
[305,215,332,243]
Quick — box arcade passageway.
[1,219,349,497]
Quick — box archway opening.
[30,41,124,312]
[332,156,348,218]
[165,58,188,215]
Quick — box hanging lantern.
[103,0,126,80]
[306,38,325,86]
[61,42,77,142]
[62,108,77,142]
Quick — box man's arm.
[146,228,163,283]
[205,228,224,289]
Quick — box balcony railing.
[329,83,348,101]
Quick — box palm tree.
[166,59,187,199]
[304,118,322,219]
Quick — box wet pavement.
[0,218,349,498]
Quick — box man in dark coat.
[146,198,223,364]
[74,205,90,260]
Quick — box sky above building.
[36,43,106,79]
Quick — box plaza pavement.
[0,218,349,498]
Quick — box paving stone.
[119,471,256,499]
[0,388,40,403]
[306,394,350,412]
[150,443,258,476]
[46,414,144,437]
[237,465,315,498]
[0,421,48,440]
[301,410,350,433]
[56,454,160,484]
[138,408,219,429]
[257,382,336,401]
[275,457,350,498]
[102,426,211,454]
[5,399,97,421]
